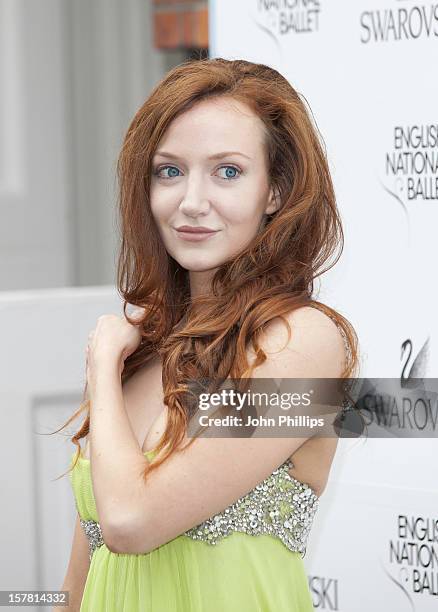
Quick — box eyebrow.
[154,150,252,161]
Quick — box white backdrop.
[209,1,438,610]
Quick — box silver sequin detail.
[326,311,353,370]
[324,310,354,411]
[79,459,318,560]
[183,459,318,558]
[80,518,104,561]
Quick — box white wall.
[0,0,183,290]
[0,287,121,610]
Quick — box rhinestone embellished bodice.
[183,458,318,554]
[76,457,319,562]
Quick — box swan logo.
[401,337,430,386]
[360,1,438,44]
[251,0,321,50]
[380,514,438,609]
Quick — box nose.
[179,173,210,217]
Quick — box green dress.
[69,448,317,611]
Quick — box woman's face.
[149,96,279,296]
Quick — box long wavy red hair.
[54,57,360,480]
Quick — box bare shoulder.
[249,305,347,378]
[287,305,345,350]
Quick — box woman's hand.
[85,307,145,387]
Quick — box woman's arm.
[89,306,346,554]
[53,514,90,612]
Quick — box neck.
[189,269,216,300]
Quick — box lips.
[176,226,218,234]
[175,227,219,242]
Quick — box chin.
[176,255,224,272]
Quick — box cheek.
[220,193,266,226]
[149,191,173,224]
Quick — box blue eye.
[154,165,181,179]
[217,165,241,180]
[153,164,242,181]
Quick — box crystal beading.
[79,458,319,561]
[80,518,104,561]
[183,459,318,557]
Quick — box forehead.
[156,97,267,156]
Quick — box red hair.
[54,58,360,480]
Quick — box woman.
[56,57,360,611]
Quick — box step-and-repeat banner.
[210,1,438,610]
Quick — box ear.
[265,185,281,215]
